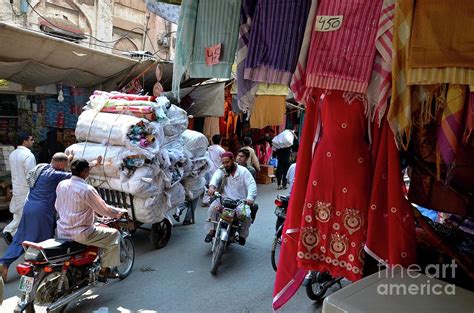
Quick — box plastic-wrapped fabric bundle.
[75,110,161,158]
[184,157,209,178]
[66,142,152,178]
[181,129,209,158]
[182,176,206,200]
[272,129,295,149]
[130,195,168,224]
[164,182,186,211]
[88,166,163,198]
[163,105,188,137]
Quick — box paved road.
[0,183,338,313]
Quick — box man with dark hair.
[236,148,256,180]
[242,137,260,172]
[0,152,75,281]
[55,158,125,280]
[3,133,36,244]
[205,151,257,245]
[207,134,225,177]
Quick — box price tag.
[315,15,343,32]
[205,43,222,66]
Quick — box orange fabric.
[249,95,286,129]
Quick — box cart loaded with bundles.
[66,91,209,249]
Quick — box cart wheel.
[150,219,172,249]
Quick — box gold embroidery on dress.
[301,226,320,252]
[343,208,364,234]
[315,201,332,222]
[329,233,349,259]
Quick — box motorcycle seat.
[34,239,87,259]
[278,195,290,204]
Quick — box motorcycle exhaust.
[46,285,90,312]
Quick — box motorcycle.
[271,195,343,301]
[271,194,289,272]
[14,213,135,313]
[208,192,249,275]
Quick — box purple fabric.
[236,0,258,113]
[244,0,311,81]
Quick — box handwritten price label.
[315,15,343,32]
[205,43,222,66]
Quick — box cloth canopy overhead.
[0,22,142,88]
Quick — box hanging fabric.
[243,0,311,85]
[304,0,383,93]
[249,95,286,129]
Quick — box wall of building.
[0,0,175,60]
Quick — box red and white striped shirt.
[55,176,117,241]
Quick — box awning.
[0,22,146,88]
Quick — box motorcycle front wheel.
[210,237,226,275]
[117,236,135,279]
[271,236,281,272]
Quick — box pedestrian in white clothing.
[3,133,36,243]
[205,151,257,245]
[286,162,296,195]
[203,134,225,206]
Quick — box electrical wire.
[25,0,147,45]
[10,2,24,17]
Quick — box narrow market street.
[0,183,339,313]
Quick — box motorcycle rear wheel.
[30,272,69,313]
[210,238,226,275]
[116,236,135,279]
[271,236,281,272]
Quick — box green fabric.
[189,0,241,78]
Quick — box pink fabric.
[366,0,395,126]
[305,0,383,93]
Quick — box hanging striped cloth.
[437,84,467,166]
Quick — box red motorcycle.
[14,214,135,313]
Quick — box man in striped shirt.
[55,158,125,279]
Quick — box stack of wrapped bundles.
[67,91,208,224]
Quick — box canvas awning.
[0,22,147,88]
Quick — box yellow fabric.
[407,67,474,86]
[250,95,286,129]
[388,0,415,150]
[408,1,474,69]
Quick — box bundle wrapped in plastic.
[272,130,295,149]
[182,176,206,200]
[66,142,154,178]
[75,110,162,158]
[181,130,209,158]
[183,157,209,178]
[163,105,188,137]
[129,195,168,224]
[164,183,185,211]
[88,166,164,198]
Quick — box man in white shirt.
[3,133,36,243]
[286,162,296,195]
[205,151,257,245]
[55,158,125,280]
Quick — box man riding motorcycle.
[205,151,257,246]
[55,158,125,280]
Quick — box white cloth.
[210,165,257,201]
[206,145,225,177]
[286,163,296,194]
[5,146,36,235]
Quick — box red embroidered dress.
[297,90,371,281]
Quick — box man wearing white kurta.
[205,151,257,245]
[4,134,36,241]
